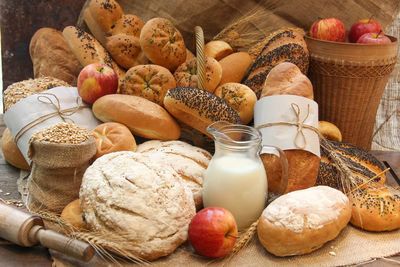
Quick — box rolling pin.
[0,201,94,262]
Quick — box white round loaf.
[257,185,351,256]
[80,151,196,261]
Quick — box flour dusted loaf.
[258,186,351,256]
[80,151,196,260]
[137,140,212,210]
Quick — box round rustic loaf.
[140,17,186,71]
[1,128,30,170]
[214,82,257,125]
[92,94,181,140]
[80,151,196,260]
[91,122,137,160]
[258,185,351,256]
[120,64,176,106]
[163,87,242,137]
[137,140,212,210]
[348,187,400,232]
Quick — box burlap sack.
[27,136,96,213]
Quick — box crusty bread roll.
[318,121,342,142]
[316,140,386,191]
[87,0,123,34]
[218,52,252,86]
[29,27,82,86]
[244,28,309,98]
[120,64,176,106]
[348,187,400,232]
[163,87,242,137]
[60,199,87,231]
[258,186,351,256]
[1,128,30,170]
[204,40,233,61]
[105,34,142,69]
[260,62,313,99]
[92,94,181,140]
[110,14,143,37]
[185,49,195,62]
[91,122,137,160]
[261,150,320,194]
[137,140,212,210]
[214,82,257,124]
[80,151,196,260]
[140,18,186,71]
[62,26,126,89]
[174,57,222,93]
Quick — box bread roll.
[60,199,87,231]
[80,151,196,260]
[137,140,212,210]
[318,121,342,142]
[174,57,222,93]
[204,40,233,61]
[120,64,176,106]
[91,122,137,160]
[140,18,186,71]
[87,0,123,34]
[29,28,82,86]
[163,87,242,137]
[348,187,400,232]
[316,140,386,190]
[244,28,309,98]
[110,14,144,37]
[92,94,180,140]
[258,186,351,256]
[214,82,257,124]
[105,34,142,69]
[1,128,30,170]
[218,52,252,86]
[260,62,313,99]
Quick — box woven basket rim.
[305,34,398,46]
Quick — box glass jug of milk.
[202,121,288,230]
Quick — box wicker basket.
[305,35,398,150]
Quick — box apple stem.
[377,30,383,38]
[226,234,240,239]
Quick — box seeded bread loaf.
[80,151,196,260]
[137,140,212,210]
[258,186,351,256]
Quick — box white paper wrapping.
[4,86,101,163]
[254,95,320,157]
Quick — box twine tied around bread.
[14,93,87,144]
[256,103,319,149]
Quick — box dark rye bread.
[316,140,386,191]
[243,28,309,98]
[163,87,242,137]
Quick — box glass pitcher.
[202,121,288,230]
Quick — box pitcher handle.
[260,145,289,200]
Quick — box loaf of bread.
[204,40,233,61]
[348,187,400,232]
[3,77,70,111]
[92,94,181,140]
[140,18,186,71]
[260,62,313,99]
[60,199,87,231]
[174,57,222,93]
[218,52,252,86]
[91,122,137,160]
[80,151,196,260]
[316,140,386,191]
[214,82,257,124]
[110,14,143,37]
[29,28,82,86]
[1,128,30,170]
[163,87,242,137]
[258,186,351,256]
[120,64,176,106]
[244,28,309,98]
[137,140,212,210]
[318,121,342,142]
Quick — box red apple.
[356,31,391,44]
[188,207,238,258]
[77,63,118,104]
[309,17,346,42]
[348,18,383,43]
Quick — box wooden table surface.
[0,114,399,267]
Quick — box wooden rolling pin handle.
[29,225,95,262]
